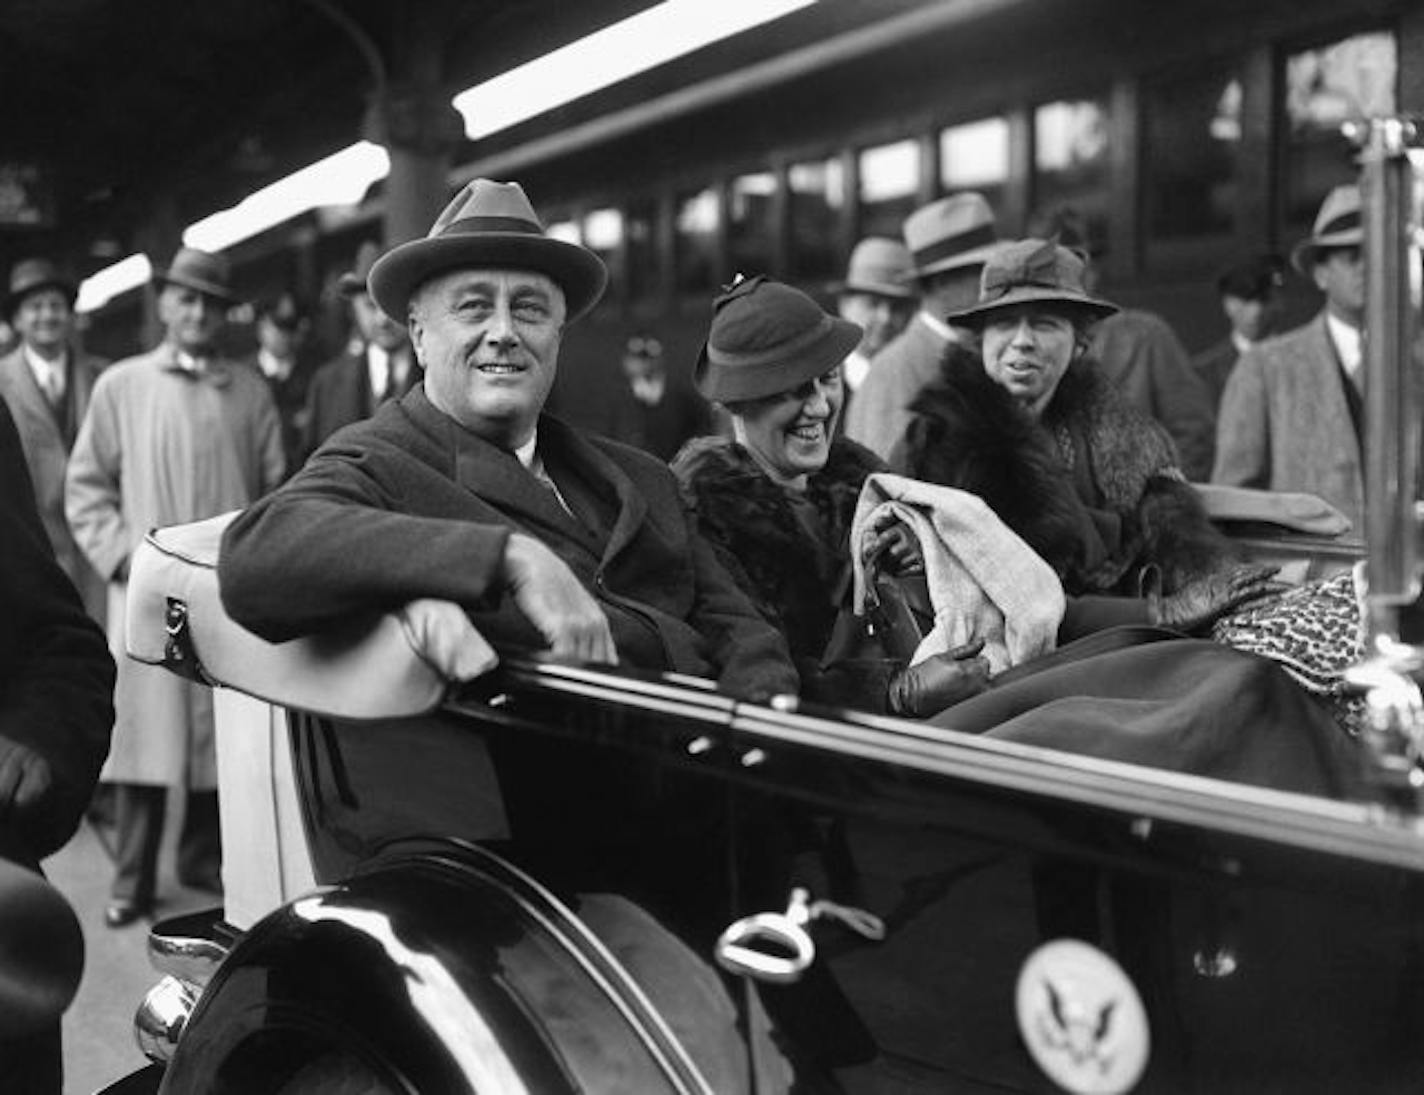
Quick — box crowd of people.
[0,164,1379,1089]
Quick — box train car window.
[858,139,920,239]
[939,117,1010,213]
[625,198,660,310]
[546,220,582,245]
[676,187,720,294]
[1033,98,1111,247]
[1282,30,1397,234]
[728,172,778,280]
[1142,64,1243,270]
[584,208,624,306]
[787,158,845,284]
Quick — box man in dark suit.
[221,178,796,697]
[1191,254,1285,413]
[300,240,417,460]
[249,292,318,476]
[0,399,114,1091]
[601,332,712,461]
[0,259,109,623]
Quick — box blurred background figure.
[0,259,109,625]
[302,240,416,459]
[830,237,916,417]
[0,399,113,1094]
[65,247,284,931]
[844,193,1000,460]
[1028,205,1216,481]
[1192,254,1286,413]
[1213,185,1367,530]
[604,332,711,461]
[250,291,316,476]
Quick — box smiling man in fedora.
[218,179,800,1092]
[220,179,796,696]
[66,245,285,928]
[1212,184,1367,529]
[0,258,109,624]
[843,192,1001,459]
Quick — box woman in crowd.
[897,237,1365,732]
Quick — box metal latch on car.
[714,887,885,984]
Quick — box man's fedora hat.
[337,241,382,297]
[1216,253,1285,301]
[903,192,1000,279]
[5,258,77,316]
[947,238,1119,329]
[154,247,236,302]
[1291,184,1364,275]
[829,237,915,299]
[369,179,608,324]
[693,275,862,404]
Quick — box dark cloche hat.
[947,238,1119,328]
[6,257,77,316]
[154,247,237,303]
[1216,254,1285,301]
[693,275,862,404]
[368,178,608,324]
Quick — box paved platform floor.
[43,799,218,1094]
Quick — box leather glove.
[887,639,990,718]
[861,514,923,577]
[1147,563,1285,634]
[0,737,53,818]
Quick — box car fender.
[155,845,718,1095]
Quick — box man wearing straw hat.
[843,193,1000,459]
[1212,184,1367,530]
[66,246,285,928]
[219,179,799,1092]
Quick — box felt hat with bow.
[694,275,861,404]
[947,238,1119,328]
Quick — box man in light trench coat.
[66,247,284,928]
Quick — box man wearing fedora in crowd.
[0,258,109,623]
[843,192,1000,460]
[66,246,285,928]
[1213,184,1367,530]
[301,239,416,461]
[219,179,799,1091]
[832,237,916,400]
[1192,253,1286,413]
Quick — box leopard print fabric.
[1211,569,1366,735]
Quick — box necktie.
[41,367,64,410]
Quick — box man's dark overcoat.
[220,386,798,701]
[300,347,418,462]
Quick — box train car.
[95,125,1424,1093]
[76,0,1424,437]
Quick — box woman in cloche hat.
[672,275,990,718]
[897,238,1368,737]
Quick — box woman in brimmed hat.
[673,276,989,717]
[898,239,1370,737]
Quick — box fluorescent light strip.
[453,0,816,139]
[75,253,152,313]
[79,0,815,311]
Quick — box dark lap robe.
[929,633,1357,799]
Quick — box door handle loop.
[715,888,885,984]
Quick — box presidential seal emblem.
[1015,938,1150,1094]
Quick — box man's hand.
[887,638,989,717]
[1148,563,1285,634]
[0,738,53,817]
[398,599,500,681]
[502,533,618,664]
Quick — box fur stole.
[899,353,1237,594]
[672,435,883,655]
